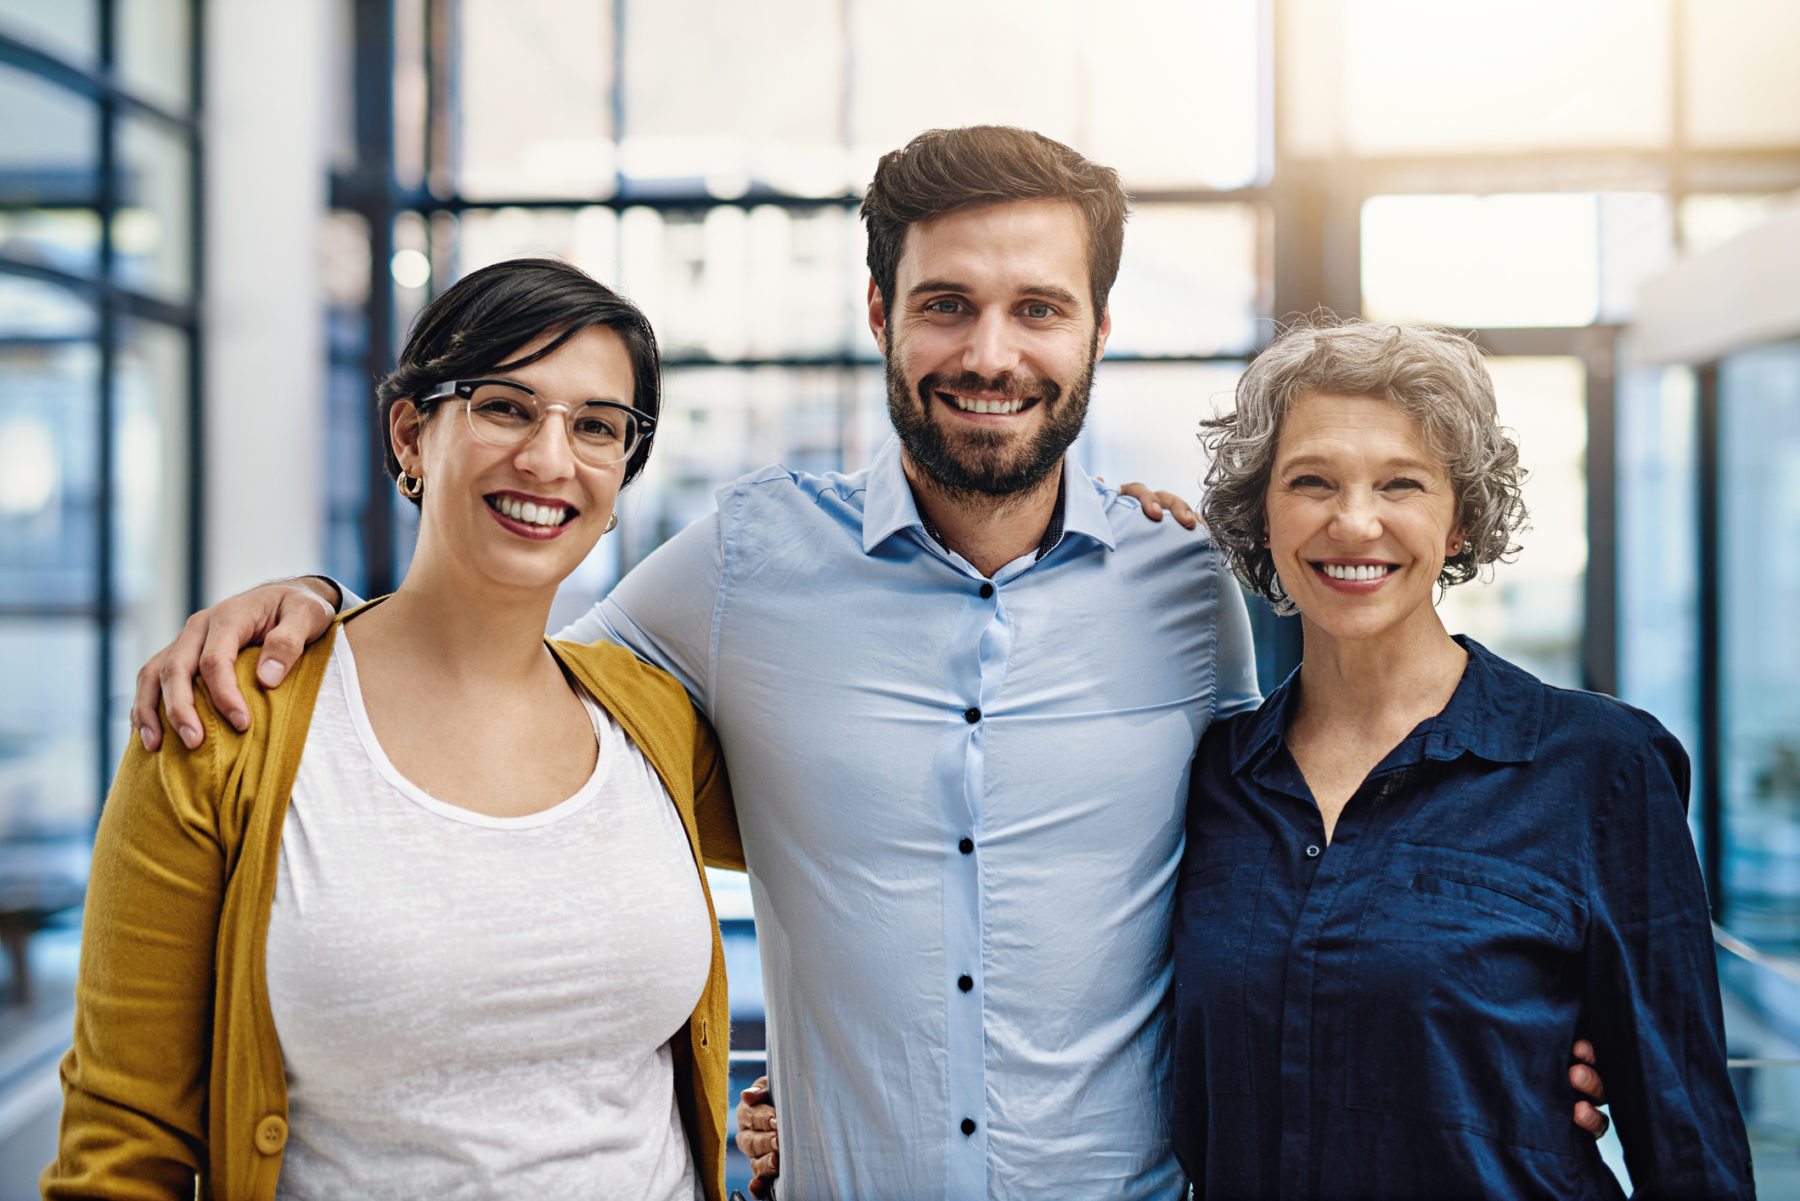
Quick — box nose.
[512,406,578,479]
[1329,490,1383,543]
[960,308,1022,380]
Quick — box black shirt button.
[958,974,973,992]
[1305,844,1322,858]
[961,1117,977,1136]
[963,707,981,723]
[979,582,994,598]
[959,837,974,854]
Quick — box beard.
[885,334,1097,502]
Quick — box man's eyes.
[923,298,964,315]
[1021,302,1056,319]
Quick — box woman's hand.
[1569,1039,1611,1138]
[735,1076,779,1196]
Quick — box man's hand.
[1115,481,1199,529]
[130,578,338,751]
[1569,1039,1610,1138]
[735,1075,779,1197]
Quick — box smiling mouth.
[486,494,576,528]
[1316,562,1396,582]
[937,391,1040,417]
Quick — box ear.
[1094,304,1112,362]
[867,277,889,357]
[391,399,426,475]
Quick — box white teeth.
[947,394,1027,416]
[1323,563,1391,581]
[493,496,569,527]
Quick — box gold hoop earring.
[396,471,424,500]
[604,512,618,534]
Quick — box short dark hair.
[861,126,1128,320]
[377,258,661,504]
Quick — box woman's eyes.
[1383,477,1424,491]
[1289,475,1329,489]
[473,397,531,420]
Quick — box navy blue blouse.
[1172,637,1754,1199]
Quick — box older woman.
[1171,320,1753,1198]
[45,259,741,1200]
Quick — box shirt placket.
[1273,772,1399,1199]
[939,567,1014,1198]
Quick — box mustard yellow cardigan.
[43,619,744,1201]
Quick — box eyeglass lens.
[462,385,640,465]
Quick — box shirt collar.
[1232,634,1543,777]
[859,435,1118,559]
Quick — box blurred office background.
[3,0,1800,1193]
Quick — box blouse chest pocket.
[1173,835,1270,1098]
[1344,843,1587,1154]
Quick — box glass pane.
[1616,360,1698,753]
[0,209,102,278]
[1361,194,1601,328]
[454,206,621,292]
[1082,360,1245,500]
[322,353,372,599]
[0,63,98,206]
[1596,193,1674,324]
[1681,194,1785,257]
[0,0,98,66]
[848,0,1083,178]
[1436,356,1586,688]
[0,272,94,337]
[456,0,615,199]
[0,619,98,837]
[1714,941,1800,1196]
[1686,0,1800,148]
[613,205,861,361]
[0,341,99,608]
[1106,203,1264,357]
[112,321,189,677]
[1719,342,1800,948]
[1282,0,1670,156]
[116,0,193,111]
[115,116,192,300]
[623,0,844,197]
[1084,0,1260,189]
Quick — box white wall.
[202,0,332,599]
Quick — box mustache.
[916,370,1063,405]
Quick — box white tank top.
[264,636,710,1200]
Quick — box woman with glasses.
[45,259,742,1201]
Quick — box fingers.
[151,615,212,750]
[735,1076,778,1161]
[748,1171,773,1199]
[1573,1099,1610,1140]
[130,655,167,751]
[751,1150,779,1185]
[1155,490,1200,530]
[1568,1040,1606,1104]
[256,589,335,690]
[197,621,253,735]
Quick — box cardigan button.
[254,1115,288,1154]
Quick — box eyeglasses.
[420,378,655,468]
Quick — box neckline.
[331,633,611,829]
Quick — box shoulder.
[715,461,872,516]
[551,639,697,724]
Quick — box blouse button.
[254,1115,288,1154]
[1305,844,1322,858]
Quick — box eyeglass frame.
[417,377,657,467]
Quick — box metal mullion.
[94,0,119,812]
[1696,361,1723,920]
[185,0,206,612]
[0,29,199,135]
[0,256,201,329]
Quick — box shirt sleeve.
[43,703,230,1197]
[1212,569,1262,720]
[1583,722,1755,1198]
[558,508,727,716]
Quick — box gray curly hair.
[1199,318,1528,614]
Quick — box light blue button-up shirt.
[560,437,1259,1199]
